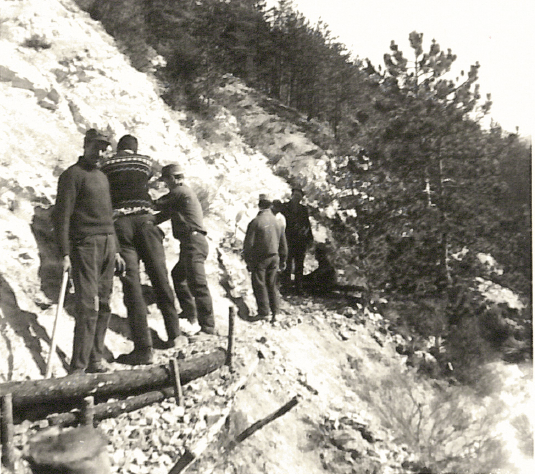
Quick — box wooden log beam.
[47,386,176,427]
[3,349,226,423]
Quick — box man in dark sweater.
[243,194,288,322]
[52,128,123,374]
[154,164,216,336]
[101,135,185,366]
[281,187,314,294]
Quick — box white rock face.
[0,0,290,379]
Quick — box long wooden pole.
[226,396,299,451]
[45,270,69,378]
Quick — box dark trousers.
[115,214,180,350]
[251,255,280,317]
[70,234,115,371]
[282,244,307,291]
[171,232,214,332]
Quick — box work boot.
[68,367,85,376]
[189,328,219,342]
[87,360,111,374]
[115,348,153,366]
[163,335,189,349]
[178,312,197,325]
[200,326,216,335]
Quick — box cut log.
[47,386,176,427]
[2,349,226,423]
[48,354,248,427]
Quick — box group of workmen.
[52,128,336,375]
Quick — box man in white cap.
[243,193,287,322]
[155,164,216,336]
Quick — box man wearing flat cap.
[101,135,185,365]
[52,128,124,374]
[154,164,216,337]
[243,193,287,322]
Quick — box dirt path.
[183,296,399,474]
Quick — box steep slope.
[0,1,532,474]
[0,0,290,379]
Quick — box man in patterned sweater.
[101,135,185,366]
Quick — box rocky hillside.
[0,1,532,473]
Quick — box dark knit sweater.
[154,184,206,241]
[52,158,115,256]
[281,201,313,249]
[100,150,157,215]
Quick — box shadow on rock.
[30,205,63,303]
[0,273,69,378]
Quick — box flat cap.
[84,128,110,145]
[159,163,185,180]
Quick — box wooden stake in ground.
[82,396,95,426]
[169,358,184,407]
[226,306,236,372]
[1,393,15,471]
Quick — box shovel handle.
[45,270,69,378]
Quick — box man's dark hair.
[259,199,271,209]
[117,134,138,153]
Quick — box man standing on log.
[154,164,216,337]
[243,194,287,323]
[280,187,313,295]
[52,129,124,375]
[101,135,186,366]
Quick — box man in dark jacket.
[52,128,123,374]
[101,135,185,366]
[281,187,313,294]
[244,194,288,322]
[302,243,337,295]
[154,164,216,336]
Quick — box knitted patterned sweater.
[100,150,158,216]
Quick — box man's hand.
[279,261,287,272]
[62,255,71,274]
[115,253,126,277]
